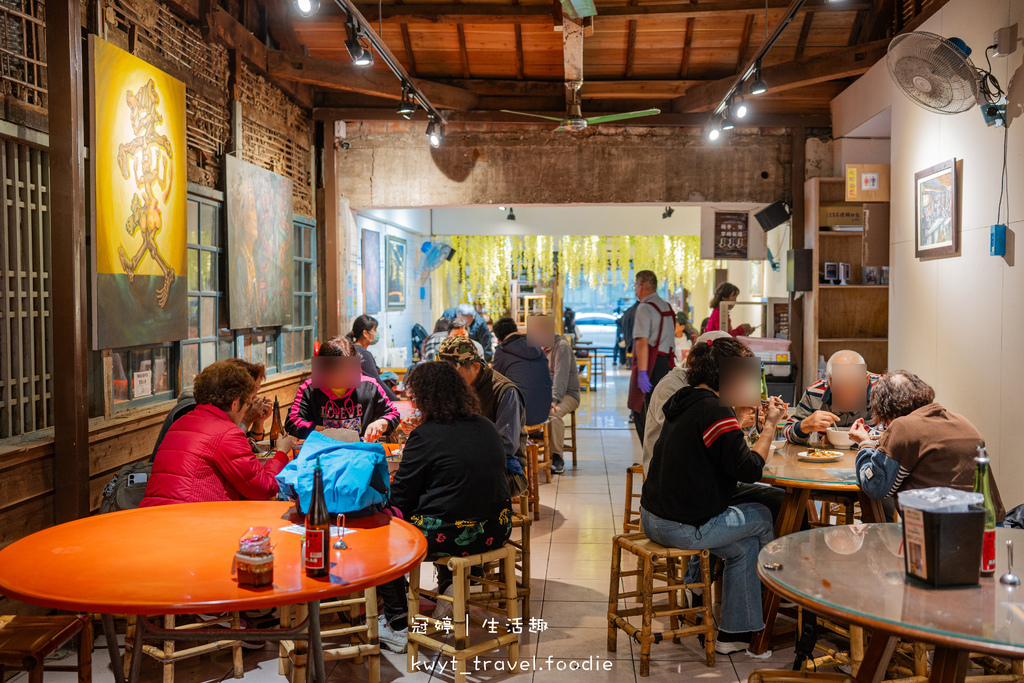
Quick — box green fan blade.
[583,109,662,125]
[501,110,568,123]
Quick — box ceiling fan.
[502,81,660,132]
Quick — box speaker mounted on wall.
[755,200,792,232]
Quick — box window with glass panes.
[282,217,316,370]
[181,195,225,389]
[110,344,174,408]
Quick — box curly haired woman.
[141,361,296,507]
[373,360,513,654]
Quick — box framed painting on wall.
[386,235,407,310]
[89,36,188,350]
[915,158,959,260]
[362,229,381,314]
[224,155,294,329]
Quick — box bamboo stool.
[592,353,607,386]
[749,672,854,683]
[474,512,532,624]
[524,441,541,520]
[563,409,578,466]
[277,589,380,683]
[623,465,644,533]
[0,615,92,683]
[406,544,520,677]
[124,613,243,683]
[526,422,552,484]
[608,533,715,677]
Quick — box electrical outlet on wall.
[993,26,1018,57]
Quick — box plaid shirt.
[784,373,882,444]
[421,332,447,361]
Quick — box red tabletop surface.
[393,401,415,419]
[0,501,426,615]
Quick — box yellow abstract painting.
[91,36,187,350]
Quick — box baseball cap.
[437,335,480,366]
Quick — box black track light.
[662,207,674,219]
[345,14,373,66]
[721,109,736,131]
[397,86,416,119]
[426,119,443,148]
[507,208,516,221]
[294,0,319,16]
[749,60,768,96]
[734,98,749,119]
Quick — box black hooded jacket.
[492,334,554,426]
[641,386,765,527]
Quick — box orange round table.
[0,501,427,683]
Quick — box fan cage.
[886,31,980,115]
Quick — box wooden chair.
[526,422,552,484]
[608,533,716,676]
[407,544,520,678]
[562,409,578,467]
[278,589,380,683]
[592,353,607,386]
[524,441,541,520]
[0,614,92,683]
[576,358,593,391]
[124,613,243,683]
[623,465,644,533]
[748,672,854,683]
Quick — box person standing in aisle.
[628,270,675,446]
[617,301,638,367]
[546,330,580,474]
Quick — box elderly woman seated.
[851,370,1006,519]
[141,361,296,507]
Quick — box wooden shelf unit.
[803,178,890,377]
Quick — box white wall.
[431,205,703,236]
[832,0,1024,503]
[350,212,434,368]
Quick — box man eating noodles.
[785,350,881,444]
[850,370,1006,520]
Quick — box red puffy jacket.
[140,404,288,507]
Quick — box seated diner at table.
[285,336,399,442]
[491,316,554,430]
[382,361,513,644]
[420,316,452,361]
[641,336,787,655]
[785,349,881,444]
[140,361,296,507]
[850,370,1006,520]
[347,314,399,402]
[151,358,272,458]
[437,335,530,499]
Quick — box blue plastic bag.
[275,431,391,515]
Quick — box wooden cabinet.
[802,178,890,382]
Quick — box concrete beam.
[336,128,793,208]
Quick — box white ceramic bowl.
[825,427,854,449]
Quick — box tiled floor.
[13,366,808,683]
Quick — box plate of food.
[797,449,845,463]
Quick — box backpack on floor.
[100,461,152,514]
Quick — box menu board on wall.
[712,212,749,260]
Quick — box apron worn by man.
[628,299,676,414]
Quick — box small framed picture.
[915,158,959,260]
[864,266,879,286]
[824,262,838,285]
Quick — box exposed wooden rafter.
[795,10,815,59]
[670,38,889,113]
[344,0,868,24]
[735,14,754,72]
[266,49,480,109]
[400,25,418,75]
[679,18,694,78]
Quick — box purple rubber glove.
[637,370,653,394]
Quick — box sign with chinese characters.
[712,211,749,260]
[133,370,153,398]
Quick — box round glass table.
[758,524,1024,683]
[752,442,888,654]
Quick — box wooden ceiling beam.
[679,17,694,78]
[259,0,302,53]
[670,38,889,113]
[795,10,814,59]
[266,49,480,109]
[594,0,869,21]
[341,0,867,24]
[312,107,831,127]
[562,14,584,104]
[400,25,418,75]
[735,13,754,71]
[200,4,314,108]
